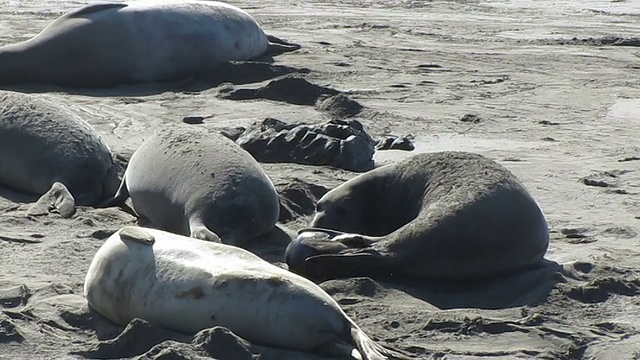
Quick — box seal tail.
[265,34,301,56]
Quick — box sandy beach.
[1,0,640,359]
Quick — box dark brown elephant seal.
[0,91,119,218]
[285,151,549,282]
[0,0,299,88]
[103,127,279,245]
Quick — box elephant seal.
[0,91,119,218]
[103,127,279,245]
[0,0,299,88]
[285,151,549,282]
[84,226,408,360]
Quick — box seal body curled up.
[84,226,409,360]
[0,91,118,218]
[0,0,299,88]
[104,127,279,245]
[286,151,549,282]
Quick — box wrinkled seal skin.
[103,127,279,245]
[0,0,299,88]
[84,226,410,360]
[286,151,550,282]
[0,90,118,218]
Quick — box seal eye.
[316,202,324,212]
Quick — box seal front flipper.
[189,217,221,243]
[264,34,301,56]
[28,182,76,218]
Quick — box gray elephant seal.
[0,0,299,88]
[0,91,118,218]
[286,151,549,282]
[103,127,279,245]
[84,226,409,360]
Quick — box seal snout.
[285,231,330,274]
[285,229,350,275]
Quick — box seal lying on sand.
[285,151,549,282]
[103,127,279,245]
[0,0,299,88]
[0,91,118,218]
[84,226,409,360]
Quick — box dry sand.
[1,0,640,359]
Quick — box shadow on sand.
[0,60,310,97]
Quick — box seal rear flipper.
[351,326,413,360]
[98,175,139,217]
[28,182,76,218]
[189,218,221,243]
[99,175,129,208]
[304,252,392,281]
[316,340,362,359]
[265,34,301,56]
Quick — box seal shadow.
[355,259,566,310]
[244,224,295,265]
[75,316,359,360]
[71,316,192,358]
[0,184,38,204]
[0,61,311,97]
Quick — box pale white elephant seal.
[0,0,299,88]
[0,91,119,218]
[103,127,279,245]
[286,151,549,282]
[84,226,409,360]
